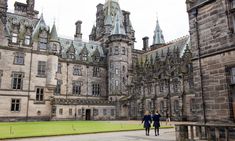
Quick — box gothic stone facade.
[186,0,235,124]
[0,0,194,121]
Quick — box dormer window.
[82,54,88,61]
[39,37,47,50]
[68,54,75,59]
[231,67,235,84]
[12,33,18,44]
[24,35,31,46]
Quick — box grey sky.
[8,0,189,50]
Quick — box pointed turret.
[49,22,60,54]
[50,22,58,42]
[153,18,165,45]
[111,10,126,35]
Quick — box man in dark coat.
[142,111,152,136]
[152,111,161,136]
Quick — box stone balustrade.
[175,122,235,141]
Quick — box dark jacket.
[152,113,161,127]
[142,115,152,128]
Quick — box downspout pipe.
[193,8,207,124]
[26,48,33,121]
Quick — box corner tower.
[107,10,132,104]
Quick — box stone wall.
[187,0,235,122]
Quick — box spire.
[50,21,59,42]
[111,10,126,35]
[153,17,165,45]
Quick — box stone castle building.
[0,0,193,121]
[175,0,235,140]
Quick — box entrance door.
[85,109,91,120]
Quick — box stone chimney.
[142,36,149,51]
[74,20,82,41]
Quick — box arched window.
[160,101,164,114]
[174,100,179,113]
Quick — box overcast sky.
[8,0,189,50]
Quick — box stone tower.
[0,0,8,45]
[107,10,132,118]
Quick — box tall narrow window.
[115,80,119,87]
[122,47,125,55]
[73,65,82,76]
[54,80,62,95]
[69,109,73,116]
[24,35,31,45]
[160,83,164,92]
[174,100,179,113]
[12,72,23,90]
[115,68,119,75]
[72,81,81,95]
[190,98,196,112]
[11,99,20,112]
[92,83,100,96]
[160,101,164,114]
[93,67,100,77]
[37,61,46,76]
[103,109,107,115]
[231,67,235,84]
[57,63,62,74]
[0,70,2,88]
[173,82,179,93]
[11,33,18,43]
[59,108,63,115]
[14,52,25,65]
[114,46,119,55]
[36,88,44,101]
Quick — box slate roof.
[139,36,190,62]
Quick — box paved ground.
[5,128,176,141]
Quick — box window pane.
[24,36,31,45]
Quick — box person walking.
[152,111,161,136]
[142,111,152,136]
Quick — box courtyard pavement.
[5,128,176,141]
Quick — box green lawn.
[0,121,172,139]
